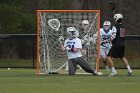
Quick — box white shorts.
[100,47,110,59]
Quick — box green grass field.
[0,68,140,93]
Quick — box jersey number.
[67,45,74,48]
[120,28,126,37]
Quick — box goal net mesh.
[37,10,99,74]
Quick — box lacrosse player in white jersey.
[59,27,99,75]
[94,21,116,73]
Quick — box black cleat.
[127,72,132,76]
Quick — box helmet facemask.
[67,27,78,39]
[117,18,122,23]
[114,14,123,22]
[103,25,110,31]
[82,20,89,30]
[103,21,111,31]
[69,31,76,38]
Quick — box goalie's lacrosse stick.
[47,19,66,54]
[59,36,64,44]
[48,19,60,31]
[48,18,65,44]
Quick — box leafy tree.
[0,0,35,34]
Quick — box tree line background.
[0,0,140,59]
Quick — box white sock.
[111,67,116,72]
[65,62,69,71]
[105,66,109,69]
[127,65,132,72]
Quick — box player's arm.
[91,31,98,44]
[71,39,82,52]
[71,48,81,52]
[110,26,117,40]
[60,43,65,51]
[71,46,82,52]
[59,36,65,51]
[59,36,70,51]
[60,43,72,52]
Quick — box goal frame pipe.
[36,10,101,75]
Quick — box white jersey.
[93,28,116,58]
[64,37,82,59]
[97,28,116,49]
[100,28,113,48]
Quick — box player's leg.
[81,48,87,56]
[119,46,132,76]
[107,56,117,76]
[77,49,85,70]
[100,48,110,72]
[68,59,76,75]
[122,57,132,76]
[82,46,89,62]
[65,61,69,71]
[78,48,87,70]
[107,46,117,76]
[75,57,97,75]
[103,59,110,72]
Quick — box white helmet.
[113,14,123,22]
[82,20,89,25]
[67,27,79,38]
[82,20,89,29]
[103,21,111,30]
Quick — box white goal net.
[37,10,100,75]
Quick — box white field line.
[118,83,136,85]
[21,83,59,86]
[0,77,48,80]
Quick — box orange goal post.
[36,10,100,75]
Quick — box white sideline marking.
[0,78,48,80]
[76,73,92,75]
[22,84,59,86]
[118,83,136,85]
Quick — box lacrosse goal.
[36,10,100,75]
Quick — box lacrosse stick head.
[48,19,60,31]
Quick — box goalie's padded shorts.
[107,46,125,58]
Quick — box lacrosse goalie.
[93,21,116,73]
[59,27,100,76]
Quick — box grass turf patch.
[0,69,140,93]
